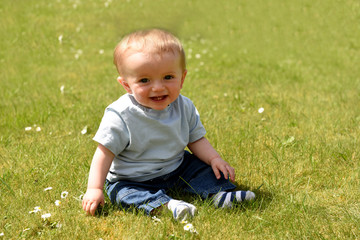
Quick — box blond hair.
[113,29,186,75]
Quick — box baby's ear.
[180,70,187,89]
[117,76,132,93]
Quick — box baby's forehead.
[126,42,178,53]
[122,47,180,61]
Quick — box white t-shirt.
[93,94,206,182]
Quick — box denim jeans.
[105,151,236,215]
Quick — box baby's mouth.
[150,95,167,101]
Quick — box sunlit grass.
[1,0,359,239]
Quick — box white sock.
[167,199,197,221]
[213,191,255,208]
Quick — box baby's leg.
[106,181,171,215]
[106,180,197,221]
[212,191,255,208]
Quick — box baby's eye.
[164,75,174,80]
[139,78,149,83]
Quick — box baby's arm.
[82,144,114,216]
[187,137,235,182]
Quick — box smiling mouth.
[150,95,168,101]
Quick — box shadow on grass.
[94,196,149,218]
[168,182,273,213]
[94,202,114,217]
[94,181,273,217]
[234,182,273,212]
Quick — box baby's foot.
[167,199,197,221]
[213,191,255,208]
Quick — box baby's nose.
[152,81,165,91]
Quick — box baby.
[82,29,255,220]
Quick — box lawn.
[0,0,359,239]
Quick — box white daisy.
[81,126,88,135]
[74,49,83,59]
[283,136,295,145]
[60,85,65,94]
[258,107,264,113]
[61,191,69,199]
[55,200,61,206]
[151,216,161,223]
[29,206,42,214]
[44,187,52,191]
[73,194,84,201]
[58,35,63,44]
[183,223,198,233]
[25,127,32,131]
[41,213,51,220]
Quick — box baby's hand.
[82,188,105,216]
[210,158,235,182]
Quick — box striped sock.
[213,191,255,208]
[167,199,197,221]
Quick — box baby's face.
[118,50,187,110]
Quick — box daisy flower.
[41,213,51,220]
[61,191,69,199]
[74,49,83,59]
[60,85,65,94]
[184,223,198,233]
[283,136,295,145]
[55,200,61,206]
[44,187,52,191]
[29,206,42,214]
[258,107,264,113]
[151,216,161,223]
[58,35,63,44]
[81,126,88,135]
[74,194,84,202]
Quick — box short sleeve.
[93,108,130,155]
[187,100,206,143]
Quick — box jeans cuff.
[142,195,172,215]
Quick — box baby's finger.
[89,202,98,216]
[82,199,89,212]
[85,202,93,215]
[211,165,221,179]
[227,166,235,182]
[220,166,229,180]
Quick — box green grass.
[1,0,359,239]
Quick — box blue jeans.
[105,151,236,215]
